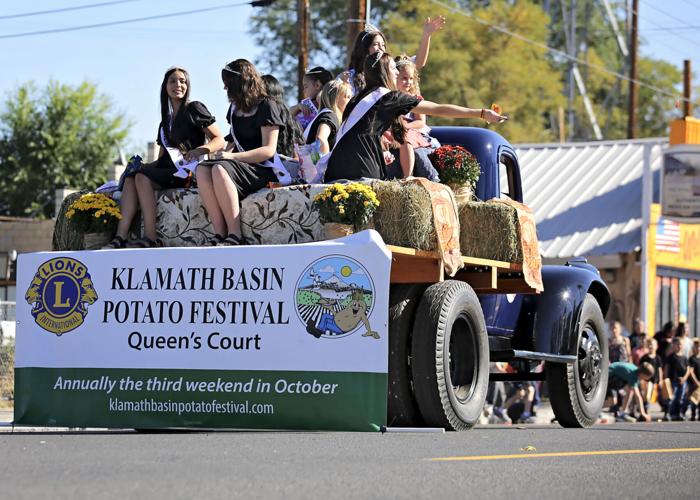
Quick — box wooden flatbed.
[387,245,538,294]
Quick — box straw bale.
[371,180,436,250]
[458,201,522,263]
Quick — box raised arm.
[414,16,446,69]
[413,100,506,122]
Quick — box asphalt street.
[1,421,699,499]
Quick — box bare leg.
[134,173,160,241]
[196,166,227,237]
[115,177,138,239]
[211,164,241,236]
[399,143,415,178]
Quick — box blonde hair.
[319,80,352,117]
[395,54,420,96]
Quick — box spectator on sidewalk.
[675,321,693,359]
[632,331,649,365]
[485,362,511,424]
[640,337,665,417]
[666,337,691,421]
[683,339,700,421]
[609,321,631,363]
[629,318,646,350]
[655,321,675,364]
[606,361,654,422]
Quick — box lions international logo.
[295,256,378,340]
[25,257,97,335]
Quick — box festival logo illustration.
[295,255,378,339]
[24,257,98,335]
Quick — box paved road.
[2,422,699,499]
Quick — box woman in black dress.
[106,67,224,248]
[196,59,290,245]
[324,52,505,182]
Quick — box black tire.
[546,293,608,428]
[387,284,426,427]
[411,280,489,431]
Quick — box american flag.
[656,217,681,253]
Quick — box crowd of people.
[482,318,700,425]
[606,319,700,423]
[103,15,506,249]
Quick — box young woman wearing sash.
[302,80,353,154]
[324,52,505,182]
[105,67,224,248]
[196,59,290,246]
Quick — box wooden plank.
[390,253,444,283]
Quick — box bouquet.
[428,145,480,189]
[65,193,122,233]
[313,183,380,228]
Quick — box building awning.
[515,138,667,259]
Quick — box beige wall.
[604,251,642,331]
[0,218,54,254]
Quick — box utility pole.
[683,59,692,118]
[561,0,577,141]
[297,0,309,101]
[628,0,639,138]
[346,0,367,66]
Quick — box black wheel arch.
[513,263,610,357]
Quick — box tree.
[0,81,128,218]
[249,0,393,98]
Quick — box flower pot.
[84,232,112,250]
[324,222,354,240]
[448,184,473,205]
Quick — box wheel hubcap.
[578,325,602,401]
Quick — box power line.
[640,0,700,30]
[0,0,139,21]
[0,1,252,40]
[429,0,698,107]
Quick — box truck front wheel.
[411,280,489,431]
[546,293,608,428]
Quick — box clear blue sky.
[1,0,698,149]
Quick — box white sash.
[159,125,200,179]
[314,87,391,179]
[302,108,333,142]
[228,104,292,185]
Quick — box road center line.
[431,448,700,461]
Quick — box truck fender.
[513,262,610,357]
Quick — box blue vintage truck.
[386,126,611,430]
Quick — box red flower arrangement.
[428,145,481,189]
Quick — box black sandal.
[127,237,163,248]
[221,233,247,246]
[203,234,225,247]
[102,235,127,249]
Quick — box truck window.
[499,155,517,200]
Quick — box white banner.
[16,230,391,374]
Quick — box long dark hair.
[348,27,386,93]
[262,74,302,157]
[352,51,405,144]
[221,59,267,113]
[160,66,191,144]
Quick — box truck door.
[480,147,524,336]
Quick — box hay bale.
[458,201,522,263]
[52,190,90,251]
[371,180,436,250]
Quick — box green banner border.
[15,367,387,432]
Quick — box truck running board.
[490,349,577,364]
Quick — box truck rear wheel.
[546,293,608,428]
[411,280,489,431]
[388,284,426,427]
